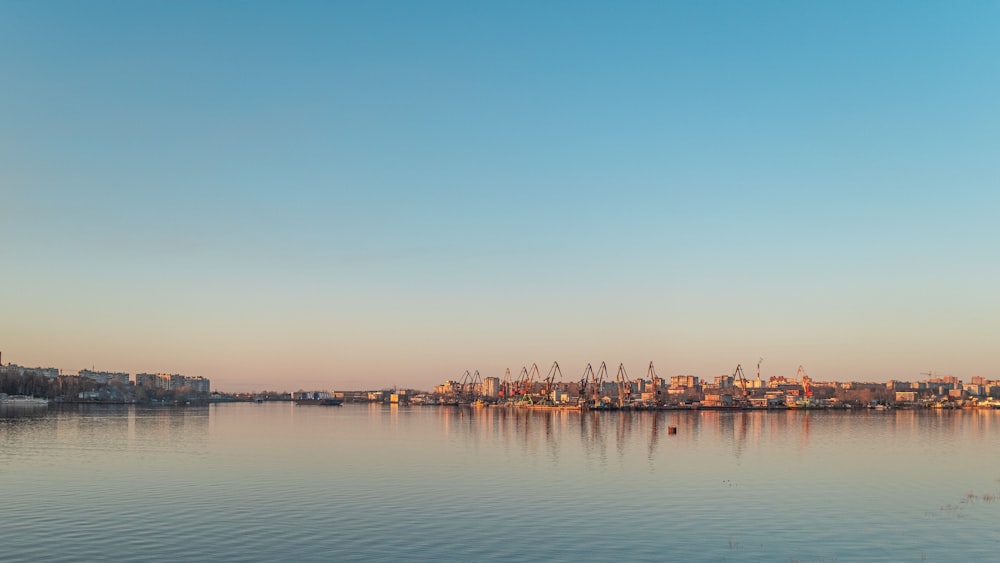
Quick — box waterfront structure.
[482,376,500,398]
[292,390,344,401]
[79,369,130,385]
[430,367,1000,410]
[136,372,210,392]
[434,380,458,396]
[0,364,59,379]
[137,373,170,389]
[670,375,698,388]
[186,376,210,393]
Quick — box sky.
[2,1,998,391]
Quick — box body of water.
[2,403,999,561]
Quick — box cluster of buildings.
[887,375,1000,406]
[0,364,59,379]
[430,368,1000,409]
[135,373,211,393]
[1,361,211,397]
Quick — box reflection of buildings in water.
[921,408,994,447]
[132,405,210,446]
[970,408,998,440]
[0,404,49,420]
[580,411,685,466]
[733,412,751,459]
[49,404,133,446]
[799,411,810,451]
[694,411,758,460]
[433,407,1000,467]
[500,408,566,462]
[441,407,1000,470]
[26,404,212,452]
[542,410,560,462]
[0,408,59,451]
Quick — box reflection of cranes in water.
[540,409,559,460]
[647,411,662,463]
[616,410,633,457]
[799,411,812,451]
[734,412,749,460]
[580,410,609,463]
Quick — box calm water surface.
[2,403,999,562]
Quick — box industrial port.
[368,361,1000,411]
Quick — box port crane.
[616,363,632,408]
[457,370,482,402]
[796,365,812,397]
[501,368,512,400]
[543,361,562,403]
[578,363,594,404]
[592,362,608,408]
[518,364,540,404]
[470,370,482,400]
[732,363,750,406]
[647,361,662,405]
[514,366,529,399]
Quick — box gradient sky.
[2,1,998,391]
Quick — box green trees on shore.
[0,372,208,404]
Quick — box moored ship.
[292,391,344,406]
[294,397,344,406]
[0,394,50,407]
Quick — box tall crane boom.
[796,365,812,397]
[593,362,608,407]
[647,361,662,405]
[616,363,631,408]
[501,368,512,400]
[732,364,749,398]
[544,361,562,401]
[579,363,594,402]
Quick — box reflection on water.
[423,406,1000,468]
[2,404,999,562]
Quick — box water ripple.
[3,405,1000,561]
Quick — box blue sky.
[2,1,998,391]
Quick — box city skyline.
[0,352,974,394]
[3,2,998,392]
